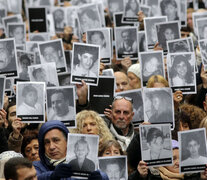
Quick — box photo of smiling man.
[71,43,100,85]
[0,38,18,77]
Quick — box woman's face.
[145,57,159,73]
[165,149,179,173]
[82,117,99,135]
[102,145,121,157]
[164,28,174,41]
[176,61,187,77]
[24,139,40,162]
[127,72,141,89]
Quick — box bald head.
[114,71,130,92]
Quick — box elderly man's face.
[114,72,130,92]
[75,143,88,159]
[43,46,59,64]
[44,129,67,160]
[51,92,69,116]
[0,43,10,69]
[79,53,94,70]
[112,99,134,133]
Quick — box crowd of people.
[2,0,207,180]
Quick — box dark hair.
[22,85,37,97]
[32,68,45,79]
[125,0,139,14]
[170,54,193,84]
[4,157,33,180]
[89,31,106,48]
[80,9,99,22]
[186,133,200,146]
[146,128,164,143]
[21,130,38,157]
[19,54,30,65]
[160,0,177,15]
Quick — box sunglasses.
[113,96,133,104]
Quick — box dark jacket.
[33,120,108,180]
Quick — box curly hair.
[147,75,169,88]
[98,139,124,157]
[179,104,206,129]
[70,110,114,142]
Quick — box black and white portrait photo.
[122,0,140,22]
[199,39,207,71]
[16,82,45,123]
[144,16,167,49]
[192,11,207,35]
[140,51,165,86]
[139,124,173,166]
[156,21,180,52]
[143,88,174,127]
[28,63,59,87]
[196,17,207,40]
[146,0,161,16]
[26,41,41,64]
[107,0,124,18]
[28,7,47,33]
[51,7,66,33]
[0,76,5,109]
[96,2,106,27]
[7,0,22,14]
[8,23,26,45]
[58,73,71,86]
[71,43,100,85]
[17,50,35,81]
[99,156,128,180]
[116,89,144,127]
[2,14,23,32]
[167,38,192,53]
[115,27,138,60]
[0,38,18,78]
[178,128,207,173]
[66,134,99,177]
[29,32,50,42]
[167,52,196,94]
[0,9,7,26]
[138,31,147,52]
[87,28,111,63]
[38,39,67,73]
[160,0,180,21]
[25,0,54,7]
[46,86,76,127]
[77,4,102,33]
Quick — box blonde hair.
[70,110,114,142]
[147,75,169,88]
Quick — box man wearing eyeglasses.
[109,96,135,151]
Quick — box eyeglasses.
[113,96,133,104]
